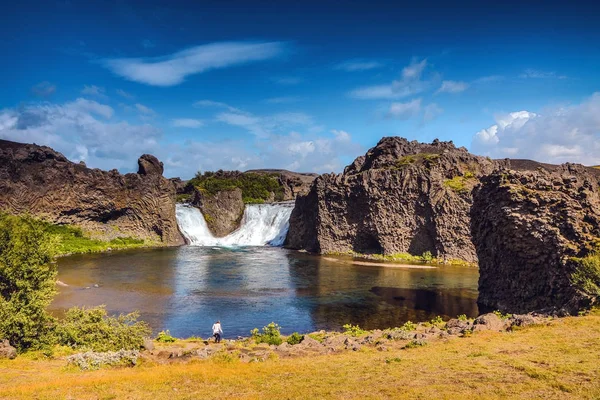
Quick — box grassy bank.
[44,223,148,256]
[189,170,284,204]
[1,312,599,399]
[326,250,477,267]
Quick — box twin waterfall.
[175,203,294,247]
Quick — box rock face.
[190,187,245,237]
[472,164,600,313]
[0,340,17,359]
[285,137,495,262]
[246,169,318,201]
[0,140,184,245]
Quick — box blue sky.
[1,0,600,178]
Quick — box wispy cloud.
[102,41,286,86]
[31,81,56,97]
[472,75,504,84]
[265,96,304,104]
[519,69,567,79]
[141,39,155,49]
[272,76,303,85]
[81,85,106,97]
[335,60,383,72]
[116,89,135,99]
[387,98,422,119]
[193,99,241,112]
[436,80,469,94]
[349,58,433,100]
[135,103,155,115]
[172,118,204,128]
[423,103,443,122]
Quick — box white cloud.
[81,85,106,96]
[519,69,567,79]
[349,58,433,100]
[102,41,285,86]
[436,80,468,94]
[472,93,600,164]
[335,60,383,72]
[135,103,155,115]
[0,99,159,172]
[472,75,504,84]
[116,89,135,99]
[193,99,240,112]
[31,81,56,97]
[216,108,314,139]
[388,98,422,119]
[172,118,204,128]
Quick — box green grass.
[326,250,476,267]
[443,175,472,194]
[189,171,285,203]
[395,153,440,169]
[571,252,600,297]
[43,223,146,256]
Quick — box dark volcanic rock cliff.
[285,137,495,262]
[190,187,245,237]
[472,164,600,313]
[0,140,184,245]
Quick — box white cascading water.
[175,203,294,247]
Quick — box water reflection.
[51,247,479,338]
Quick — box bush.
[571,253,600,297]
[343,324,366,337]
[430,316,444,327]
[56,306,151,352]
[251,322,282,345]
[0,214,57,351]
[156,330,177,343]
[400,321,417,331]
[286,332,304,345]
[67,350,139,371]
[457,314,468,322]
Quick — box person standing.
[212,320,223,343]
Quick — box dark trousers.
[214,333,221,343]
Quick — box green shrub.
[430,316,444,327]
[421,251,434,262]
[343,324,366,337]
[0,214,57,351]
[457,314,468,322]
[400,321,417,331]
[156,330,177,343]
[190,171,284,204]
[404,339,427,349]
[251,322,282,345]
[571,253,600,297]
[44,223,145,255]
[175,194,191,203]
[493,310,512,320]
[56,306,151,352]
[286,332,304,345]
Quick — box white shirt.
[212,323,223,335]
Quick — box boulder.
[141,338,155,351]
[0,340,17,359]
[472,313,508,332]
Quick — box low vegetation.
[155,330,177,343]
[342,324,366,337]
[328,250,476,267]
[57,306,150,352]
[286,332,304,345]
[251,322,283,346]
[189,170,284,203]
[571,251,600,297]
[44,223,146,255]
[395,153,441,169]
[443,171,476,194]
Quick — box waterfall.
[175,203,294,247]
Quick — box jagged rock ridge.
[285,137,496,262]
[0,140,184,245]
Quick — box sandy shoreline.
[322,257,437,269]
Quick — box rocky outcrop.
[0,140,184,245]
[190,187,245,237]
[471,164,600,314]
[285,137,495,262]
[246,169,318,200]
[0,340,17,359]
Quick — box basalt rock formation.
[0,140,184,245]
[472,164,600,314]
[190,186,245,237]
[285,137,496,262]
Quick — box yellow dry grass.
[1,313,599,400]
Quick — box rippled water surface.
[51,247,479,338]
